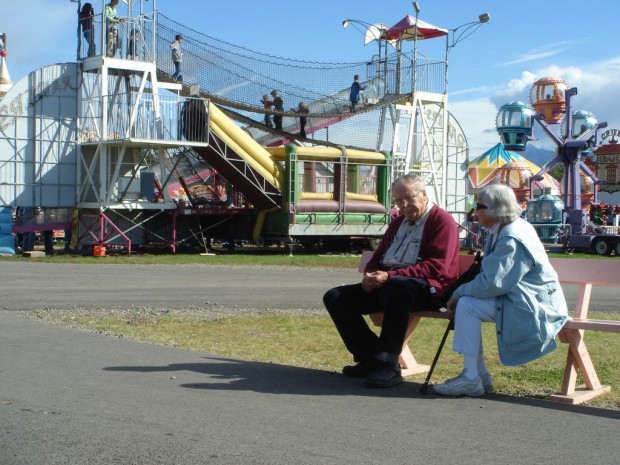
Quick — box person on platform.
[323,174,460,388]
[105,0,122,57]
[78,3,96,57]
[292,101,309,138]
[170,34,184,82]
[433,184,569,397]
[127,29,140,60]
[181,85,208,142]
[261,94,273,128]
[349,74,367,113]
[270,90,283,131]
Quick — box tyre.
[615,240,620,257]
[592,238,612,256]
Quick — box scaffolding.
[0,1,474,252]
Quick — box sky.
[2,0,620,159]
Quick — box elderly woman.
[434,184,569,397]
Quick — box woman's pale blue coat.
[453,218,569,366]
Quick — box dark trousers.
[323,276,438,362]
[172,61,183,81]
[274,115,283,131]
[83,30,96,57]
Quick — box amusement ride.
[496,77,620,256]
[0,1,491,254]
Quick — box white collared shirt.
[381,201,434,268]
[487,222,501,250]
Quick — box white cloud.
[450,98,501,158]
[498,41,575,67]
[500,49,567,66]
[491,70,537,105]
[449,85,493,97]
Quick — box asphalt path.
[0,261,618,313]
[0,262,355,312]
[1,261,619,464]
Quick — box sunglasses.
[475,203,488,210]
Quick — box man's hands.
[362,271,389,293]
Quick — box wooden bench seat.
[359,252,620,404]
[564,318,620,332]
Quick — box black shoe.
[342,358,380,378]
[364,362,403,388]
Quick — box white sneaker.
[433,373,485,397]
[480,372,494,393]
[444,371,494,393]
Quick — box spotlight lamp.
[449,12,491,50]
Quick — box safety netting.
[149,13,423,150]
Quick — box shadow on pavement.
[105,355,620,419]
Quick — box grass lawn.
[4,247,616,269]
[4,247,363,268]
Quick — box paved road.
[0,261,618,313]
[0,262,356,313]
[1,261,619,464]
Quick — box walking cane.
[419,250,482,394]
[419,317,454,394]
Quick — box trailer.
[563,209,620,256]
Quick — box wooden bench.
[359,252,620,404]
[548,258,620,404]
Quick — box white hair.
[478,184,522,225]
[393,173,425,193]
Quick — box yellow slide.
[208,104,284,191]
[207,103,388,202]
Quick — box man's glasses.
[394,191,422,207]
[475,203,488,210]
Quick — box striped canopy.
[468,143,560,191]
[384,15,448,41]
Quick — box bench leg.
[549,328,611,404]
[369,313,430,376]
[549,283,610,404]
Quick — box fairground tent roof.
[468,143,560,191]
[383,15,449,41]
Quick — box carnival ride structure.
[0,1,477,253]
[496,77,620,256]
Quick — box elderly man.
[323,174,460,388]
